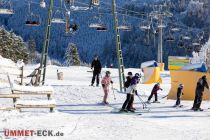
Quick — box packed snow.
[0,62,210,140]
[15,100,56,106]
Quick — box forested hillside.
[0,0,209,68]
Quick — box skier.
[101,71,113,104]
[175,84,184,107]
[120,73,140,112]
[192,75,209,111]
[91,55,102,86]
[147,83,163,103]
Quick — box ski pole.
[111,84,116,100]
[136,94,147,109]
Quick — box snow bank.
[12,83,54,93]
[141,60,158,68]
[180,63,207,72]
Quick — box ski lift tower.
[38,0,53,85]
[149,4,173,63]
[112,0,125,92]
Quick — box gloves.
[111,81,113,84]
[102,84,105,88]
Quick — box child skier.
[175,84,184,107]
[120,73,140,112]
[101,71,113,104]
[147,83,162,103]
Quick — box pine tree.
[0,27,28,63]
[63,43,80,66]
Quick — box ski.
[174,105,187,109]
[186,109,205,112]
[152,101,161,103]
[111,110,142,115]
[97,102,118,110]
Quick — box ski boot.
[130,107,136,110]
[198,108,203,111]
[152,100,160,103]
[103,101,109,105]
[146,100,151,104]
[127,108,135,113]
[119,109,128,113]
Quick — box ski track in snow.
[0,65,210,140]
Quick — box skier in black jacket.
[120,72,133,112]
[192,75,209,111]
[91,55,102,86]
[175,84,184,107]
[120,72,140,112]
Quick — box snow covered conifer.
[64,43,80,66]
[0,27,28,63]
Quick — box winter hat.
[156,83,160,86]
[179,84,184,87]
[127,72,133,76]
[106,71,111,75]
[202,75,207,80]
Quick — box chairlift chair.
[64,12,79,35]
[89,23,104,28]
[118,14,132,31]
[139,21,151,30]
[25,13,41,26]
[52,0,65,24]
[88,15,107,30]
[166,34,175,42]
[96,25,107,31]
[0,0,14,14]
[64,0,89,11]
[118,25,131,31]
[171,27,180,32]
[183,29,192,40]
[183,33,191,40]
[166,29,175,42]
[52,10,65,24]
[157,24,166,28]
[25,1,41,26]
[192,39,200,47]
[177,36,185,48]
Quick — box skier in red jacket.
[147,83,162,103]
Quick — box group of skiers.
[90,55,210,112]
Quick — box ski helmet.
[106,71,111,75]
[135,73,140,78]
[127,72,133,76]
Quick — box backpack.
[124,81,129,88]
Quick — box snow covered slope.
[0,63,210,140]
